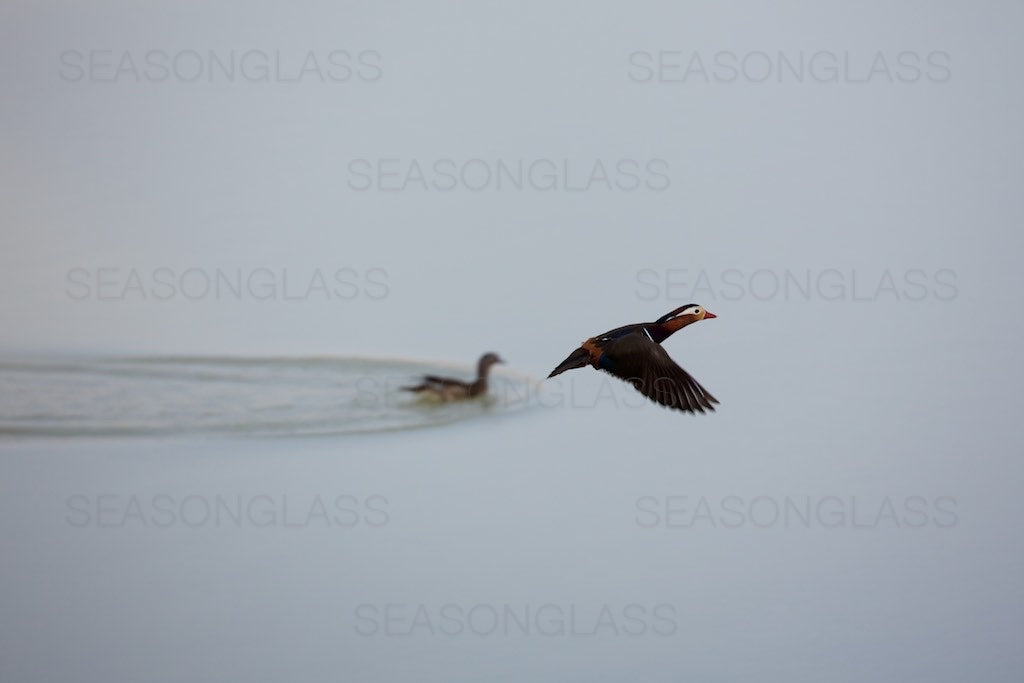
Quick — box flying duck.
[403,352,505,401]
[547,304,718,413]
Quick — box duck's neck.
[645,322,675,344]
[470,364,493,396]
[470,377,488,397]
[648,317,692,343]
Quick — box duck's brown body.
[403,353,504,401]
[548,304,718,414]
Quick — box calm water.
[0,356,540,438]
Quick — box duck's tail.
[547,347,591,378]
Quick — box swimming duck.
[403,352,505,401]
[547,304,718,413]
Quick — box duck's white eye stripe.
[643,328,654,341]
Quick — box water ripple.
[0,356,540,438]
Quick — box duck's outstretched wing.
[599,334,718,413]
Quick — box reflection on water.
[0,356,540,437]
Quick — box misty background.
[1,1,1022,681]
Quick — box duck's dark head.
[655,304,716,332]
[477,352,505,375]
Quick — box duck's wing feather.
[599,333,718,413]
[421,375,470,388]
[402,374,472,392]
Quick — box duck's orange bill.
[704,312,717,319]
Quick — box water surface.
[0,356,539,438]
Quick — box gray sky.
[1,1,1022,681]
